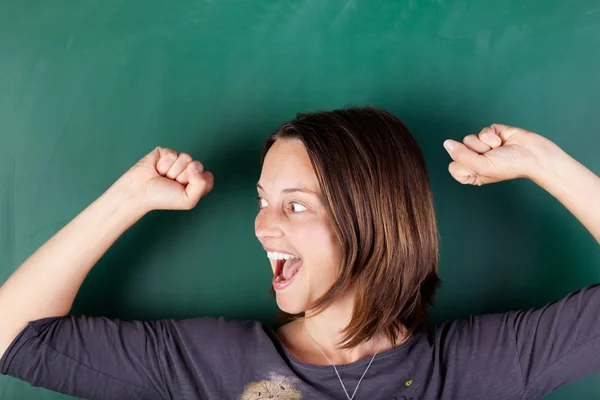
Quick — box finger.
[463,134,492,154]
[448,162,479,185]
[156,148,178,176]
[144,146,161,163]
[489,123,509,133]
[478,127,502,149]
[182,169,214,208]
[166,152,193,179]
[176,160,203,185]
[444,140,487,174]
[489,123,522,143]
[175,167,189,185]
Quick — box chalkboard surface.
[1,1,599,399]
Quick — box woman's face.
[255,138,342,314]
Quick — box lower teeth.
[276,275,286,283]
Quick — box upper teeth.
[267,251,299,260]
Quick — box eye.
[255,196,267,210]
[255,197,307,214]
[289,201,307,213]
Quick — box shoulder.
[164,316,264,333]
[22,315,274,355]
[160,316,275,352]
[431,312,515,343]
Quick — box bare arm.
[0,181,144,357]
[445,126,600,399]
[0,147,213,359]
[529,138,600,245]
[445,125,600,245]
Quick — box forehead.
[258,138,320,193]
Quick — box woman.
[0,107,599,400]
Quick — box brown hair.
[261,106,441,349]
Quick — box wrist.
[106,176,152,221]
[524,134,568,187]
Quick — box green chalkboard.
[1,0,600,399]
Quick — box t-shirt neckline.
[263,324,417,371]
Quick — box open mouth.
[273,258,303,289]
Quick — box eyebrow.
[256,183,321,199]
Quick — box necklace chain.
[303,322,380,400]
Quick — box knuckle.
[179,152,192,162]
[463,134,477,143]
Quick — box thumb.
[444,140,488,174]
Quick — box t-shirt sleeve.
[515,284,600,399]
[0,315,258,400]
[434,284,600,399]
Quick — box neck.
[299,293,394,365]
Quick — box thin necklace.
[303,322,380,400]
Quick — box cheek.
[305,223,341,270]
[304,232,340,295]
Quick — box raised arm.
[529,139,600,244]
[0,147,213,358]
[443,124,600,244]
[441,125,600,399]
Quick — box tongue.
[282,258,302,280]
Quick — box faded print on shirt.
[238,372,303,399]
[238,371,421,400]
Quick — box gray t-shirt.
[2,284,600,400]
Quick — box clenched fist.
[118,147,214,212]
[443,124,553,186]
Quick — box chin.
[275,294,308,315]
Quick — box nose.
[255,207,284,240]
